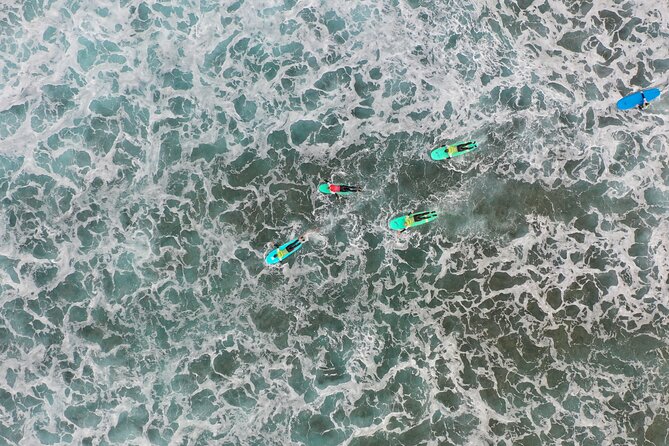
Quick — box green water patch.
[4,301,40,340]
[291,411,345,446]
[22,0,46,21]
[233,94,257,121]
[34,425,68,445]
[76,37,126,71]
[0,103,27,138]
[89,97,121,117]
[487,85,535,111]
[213,350,238,377]
[314,121,343,145]
[0,255,19,283]
[31,84,78,132]
[32,263,59,288]
[287,357,311,396]
[487,271,529,292]
[323,11,345,34]
[226,156,273,188]
[298,311,345,335]
[315,351,351,388]
[203,32,239,76]
[265,130,289,152]
[191,137,227,162]
[168,97,194,117]
[251,305,292,333]
[113,141,144,182]
[471,175,637,236]
[557,30,589,52]
[152,3,185,18]
[156,131,182,179]
[76,217,108,254]
[280,18,300,35]
[163,69,193,90]
[82,117,120,156]
[64,404,102,429]
[131,2,152,32]
[0,155,23,195]
[262,61,280,80]
[222,385,256,409]
[349,392,380,428]
[170,373,199,397]
[272,41,303,59]
[101,269,140,301]
[20,230,58,260]
[189,389,218,419]
[76,322,124,353]
[49,149,92,185]
[51,272,89,303]
[67,305,88,323]
[107,406,149,442]
[353,106,374,119]
[314,67,351,92]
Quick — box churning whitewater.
[0,0,668,445]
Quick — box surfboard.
[616,88,661,110]
[431,141,478,160]
[389,211,438,231]
[265,238,304,265]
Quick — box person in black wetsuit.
[286,236,306,253]
[456,142,475,152]
[327,183,362,193]
[637,92,650,111]
[413,211,433,222]
[273,235,307,260]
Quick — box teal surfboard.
[616,88,661,110]
[431,141,478,160]
[265,238,304,265]
[389,211,438,231]
[318,183,358,195]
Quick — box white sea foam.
[1,0,668,444]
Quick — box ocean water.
[1,0,668,444]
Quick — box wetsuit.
[285,240,301,253]
[413,211,432,222]
[637,92,650,110]
[329,184,361,193]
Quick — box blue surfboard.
[265,238,304,265]
[617,88,661,110]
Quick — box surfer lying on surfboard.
[266,233,309,264]
[328,184,361,193]
[318,182,362,195]
[391,210,438,233]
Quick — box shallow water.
[1,0,668,444]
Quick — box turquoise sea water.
[1,0,669,444]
